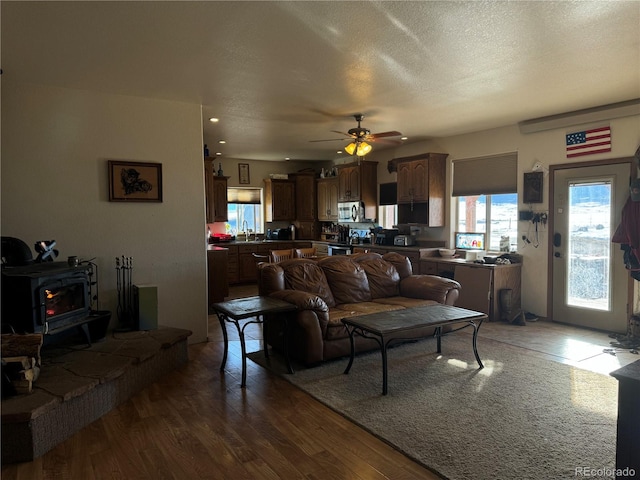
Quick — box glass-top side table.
[212,296,297,387]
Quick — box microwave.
[338,202,364,223]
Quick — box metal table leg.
[471,320,484,369]
[381,336,389,395]
[217,312,229,371]
[343,325,356,374]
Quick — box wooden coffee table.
[342,304,487,394]
[213,296,297,388]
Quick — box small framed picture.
[108,160,163,202]
[238,163,250,184]
[523,171,543,204]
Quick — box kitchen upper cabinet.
[397,159,429,203]
[264,178,295,221]
[395,153,447,226]
[317,177,339,222]
[204,159,228,223]
[336,160,378,220]
[293,173,317,222]
[338,166,360,201]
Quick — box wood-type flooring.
[2,283,637,479]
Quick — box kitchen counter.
[322,241,445,252]
[208,239,312,247]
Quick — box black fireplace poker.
[115,256,134,332]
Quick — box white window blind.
[452,152,518,196]
[227,188,261,204]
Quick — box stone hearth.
[1,326,191,464]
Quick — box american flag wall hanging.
[565,126,611,158]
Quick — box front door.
[551,162,630,333]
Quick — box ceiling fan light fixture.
[345,141,372,157]
[356,141,372,156]
[345,142,357,155]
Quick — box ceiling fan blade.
[370,130,403,139]
[330,130,356,138]
[370,138,403,145]
[309,138,347,143]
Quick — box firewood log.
[1,334,43,365]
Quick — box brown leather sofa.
[257,252,461,365]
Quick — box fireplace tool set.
[115,256,134,331]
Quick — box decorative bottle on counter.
[290,224,296,240]
[204,144,209,158]
[217,163,223,176]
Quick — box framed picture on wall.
[238,163,250,184]
[523,171,543,204]
[108,160,163,202]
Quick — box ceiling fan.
[310,114,403,156]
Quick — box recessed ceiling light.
[209,117,219,123]
[218,140,226,144]
[337,150,343,154]
[285,157,290,160]
[401,136,408,141]
[215,152,222,156]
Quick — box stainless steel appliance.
[338,201,364,223]
[267,228,291,240]
[394,235,416,246]
[328,245,353,255]
[375,229,399,245]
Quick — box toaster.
[394,235,416,246]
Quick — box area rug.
[249,334,619,480]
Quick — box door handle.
[553,233,562,247]
[554,252,561,258]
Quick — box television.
[455,232,486,250]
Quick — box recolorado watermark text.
[575,466,635,477]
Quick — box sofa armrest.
[268,290,330,364]
[400,275,461,305]
[269,290,329,314]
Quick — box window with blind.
[227,188,263,235]
[452,153,518,252]
[378,182,398,229]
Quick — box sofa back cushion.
[352,254,400,298]
[382,251,413,278]
[318,256,371,304]
[278,259,336,307]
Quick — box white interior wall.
[1,81,209,343]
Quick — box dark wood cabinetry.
[395,153,447,226]
[338,165,360,201]
[293,173,317,222]
[293,173,319,239]
[204,159,228,223]
[264,178,296,221]
[317,177,339,222]
[207,246,229,309]
[336,161,378,220]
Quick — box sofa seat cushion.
[325,303,405,341]
[373,297,440,308]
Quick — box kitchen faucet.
[242,220,249,241]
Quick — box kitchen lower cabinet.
[207,246,229,309]
[420,259,521,322]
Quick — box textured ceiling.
[2,1,639,161]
